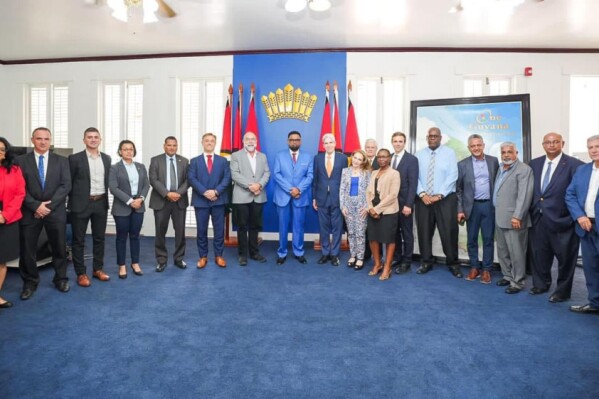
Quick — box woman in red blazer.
[0,137,26,308]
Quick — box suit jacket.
[230,149,270,204]
[148,153,189,210]
[339,168,370,211]
[188,154,231,208]
[273,150,313,207]
[109,161,150,216]
[369,157,379,170]
[456,154,499,219]
[494,160,533,229]
[17,151,71,225]
[530,154,584,232]
[566,162,599,238]
[312,152,348,207]
[0,165,26,224]
[68,150,111,212]
[394,151,419,209]
[366,168,400,215]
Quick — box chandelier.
[284,0,332,13]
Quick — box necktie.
[541,161,552,192]
[326,154,333,177]
[392,154,398,169]
[207,154,213,174]
[38,154,45,190]
[426,151,435,195]
[169,157,177,191]
[292,152,297,164]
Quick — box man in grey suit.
[149,136,189,272]
[457,134,499,284]
[230,132,270,266]
[493,142,533,294]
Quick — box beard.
[245,144,256,152]
[502,158,516,165]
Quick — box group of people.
[1,125,599,316]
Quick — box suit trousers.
[19,219,68,289]
[233,201,263,257]
[114,212,144,265]
[153,201,187,264]
[276,202,306,258]
[195,205,225,258]
[394,212,414,264]
[71,197,108,275]
[415,194,459,265]
[317,202,343,257]
[466,200,495,270]
[495,226,528,289]
[580,229,599,307]
[529,216,579,297]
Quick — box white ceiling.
[1,0,598,62]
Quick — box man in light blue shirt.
[415,127,462,278]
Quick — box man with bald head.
[529,132,583,302]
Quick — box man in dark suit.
[390,132,419,274]
[273,131,313,265]
[188,133,231,268]
[312,133,347,266]
[566,135,599,314]
[529,132,584,302]
[149,136,189,272]
[68,127,111,287]
[17,127,72,300]
[456,134,499,284]
[364,138,379,170]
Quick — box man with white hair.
[364,138,379,170]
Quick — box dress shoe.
[239,257,248,266]
[130,264,143,276]
[354,259,364,270]
[394,263,411,275]
[505,286,522,294]
[465,268,480,281]
[174,260,187,269]
[330,256,340,266]
[197,257,208,269]
[156,263,167,272]
[215,256,227,267]
[0,299,13,308]
[495,278,510,286]
[295,255,308,264]
[276,256,287,265]
[347,257,356,267]
[77,274,91,287]
[56,281,70,293]
[93,270,110,281]
[20,288,35,300]
[548,294,569,303]
[480,271,492,284]
[529,287,549,295]
[449,266,463,278]
[416,264,432,274]
[118,266,127,279]
[317,255,330,264]
[569,303,599,315]
[251,254,267,263]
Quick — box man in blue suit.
[312,133,347,266]
[529,132,583,302]
[188,133,231,268]
[565,135,599,314]
[273,131,314,265]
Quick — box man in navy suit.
[273,131,313,265]
[312,133,347,266]
[456,134,499,284]
[529,132,584,302]
[188,133,231,268]
[390,132,419,274]
[566,135,599,314]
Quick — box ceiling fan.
[85,0,177,22]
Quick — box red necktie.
[292,152,297,164]
[207,154,213,174]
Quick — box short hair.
[84,127,100,137]
[364,138,377,147]
[118,139,137,157]
[377,148,392,157]
[322,133,335,143]
[164,136,177,143]
[467,134,484,144]
[587,135,599,144]
[0,136,17,173]
[32,127,51,137]
[500,141,517,151]
[427,127,441,136]
[391,132,406,141]
[288,131,301,139]
[352,149,371,171]
[202,132,217,141]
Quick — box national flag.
[232,83,243,152]
[245,83,261,151]
[332,81,343,152]
[220,84,233,159]
[344,80,361,157]
[318,81,331,153]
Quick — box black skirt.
[0,221,19,263]
[367,212,398,244]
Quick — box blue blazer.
[395,151,419,209]
[188,154,231,208]
[312,152,348,207]
[530,154,584,232]
[566,162,599,237]
[456,154,499,219]
[273,150,313,207]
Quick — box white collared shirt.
[34,150,49,181]
[540,152,562,189]
[204,152,215,168]
[325,151,335,169]
[289,149,299,162]
[245,148,257,175]
[585,162,599,218]
[87,150,105,195]
[392,150,405,169]
[165,154,178,191]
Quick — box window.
[27,84,69,147]
[354,77,405,149]
[179,79,227,227]
[570,76,599,159]
[463,76,513,97]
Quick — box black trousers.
[153,201,187,264]
[234,201,263,257]
[394,211,414,264]
[415,193,458,266]
[71,197,108,275]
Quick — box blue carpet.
[1,237,598,398]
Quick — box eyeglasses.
[288,139,301,142]
[542,140,561,146]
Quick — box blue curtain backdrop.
[233,52,347,233]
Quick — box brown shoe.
[480,270,492,284]
[93,270,110,281]
[77,274,91,287]
[197,257,208,269]
[215,256,227,268]
[465,268,480,281]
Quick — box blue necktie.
[38,154,45,190]
[541,161,552,192]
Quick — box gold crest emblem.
[261,83,317,122]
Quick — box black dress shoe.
[317,255,330,264]
[20,288,35,300]
[330,256,340,266]
[548,294,569,303]
[251,254,267,263]
[449,266,463,278]
[0,300,13,308]
[569,303,599,314]
[295,255,308,264]
[174,260,187,269]
[505,286,522,294]
[394,264,410,275]
[416,264,432,274]
[130,265,143,276]
[156,263,167,272]
[55,281,70,293]
[496,278,510,286]
[529,287,549,295]
[276,256,287,265]
[239,257,248,266]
